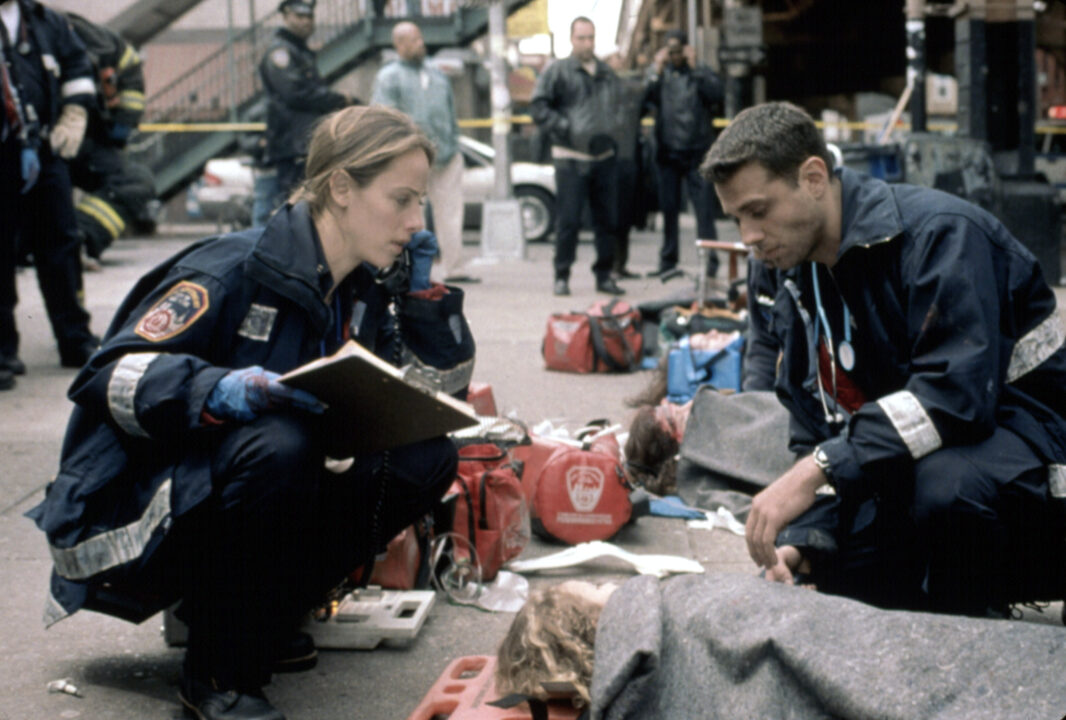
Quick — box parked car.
[192,135,558,241]
[190,156,255,228]
[458,135,556,242]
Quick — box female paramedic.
[26,105,459,720]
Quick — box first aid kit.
[448,443,531,581]
[542,299,643,373]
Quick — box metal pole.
[488,0,512,200]
[687,0,697,52]
[225,0,239,122]
[905,0,927,132]
[479,0,524,259]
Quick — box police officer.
[259,0,352,213]
[0,0,98,389]
[65,12,156,263]
[27,106,458,720]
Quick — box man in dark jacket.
[0,0,98,387]
[530,16,624,297]
[65,12,156,263]
[642,30,724,278]
[704,102,1066,616]
[259,0,350,207]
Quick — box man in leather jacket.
[642,30,724,278]
[704,102,1066,617]
[530,16,624,297]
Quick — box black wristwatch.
[812,445,833,481]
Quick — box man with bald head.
[372,21,477,283]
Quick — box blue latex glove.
[406,230,439,292]
[205,366,325,423]
[108,122,132,143]
[20,147,40,194]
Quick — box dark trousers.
[0,141,94,358]
[781,426,1066,615]
[655,157,719,273]
[553,157,617,282]
[613,158,638,274]
[173,413,457,687]
[70,138,155,258]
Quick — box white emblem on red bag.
[566,465,605,511]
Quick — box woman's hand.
[205,366,325,423]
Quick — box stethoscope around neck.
[811,262,853,428]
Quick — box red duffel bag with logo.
[542,299,643,373]
[525,432,634,544]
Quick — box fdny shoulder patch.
[135,281,210,342]
[237,304,278,342]
[270,47,291,69]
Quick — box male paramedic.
[703,101,1066,617]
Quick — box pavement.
[0,221,1063,720]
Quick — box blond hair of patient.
[495,581,616,707]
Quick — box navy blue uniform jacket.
[747,167,1066,500]
[26,203,395,626]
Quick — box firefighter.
[0,0,98,386]
[64,12,155,263]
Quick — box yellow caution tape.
[136,118,1066,135]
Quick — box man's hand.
[745,455,825,569]
[50,104,88,159]
[653,47,669,73]
[763,545,811,585]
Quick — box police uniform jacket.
[26,202,397,626]
[259,27,347,163]
[529,55,623,157]
[2,0,95,137]
[747,167,1066,501]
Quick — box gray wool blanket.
[590,573,1066,720]
[676,388,795,519]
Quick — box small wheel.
[514,185,555,243]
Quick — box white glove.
[50,104,88,159]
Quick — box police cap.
[278,0,314,15]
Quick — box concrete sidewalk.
[0,224,1061,720]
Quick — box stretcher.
[406,655,582,720]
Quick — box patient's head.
[624,405,681,495]
[495,581,617,707]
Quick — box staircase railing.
[128,0,521,198]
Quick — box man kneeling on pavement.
[707,102,1066,616]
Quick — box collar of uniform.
[247,202,333,332]
[836,166,905,258]
[276,26,309,50]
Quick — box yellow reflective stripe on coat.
[117,44,141,71]
[77,195,125,238]
[118,89,145,111]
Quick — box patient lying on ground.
[496,573,1066,720]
